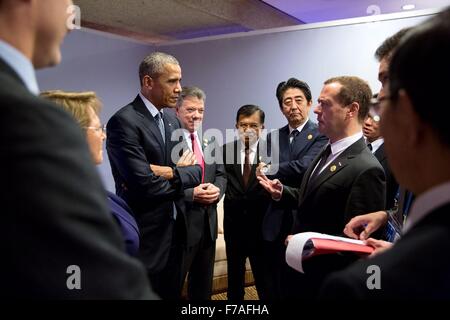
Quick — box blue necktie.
[154,112,165,143]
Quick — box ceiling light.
[402,4,416,10]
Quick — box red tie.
[190,133,205,182]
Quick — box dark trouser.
[182,227,216,300]
[261,238,289,300]
[148,217,185,300]
[225,239,266,301]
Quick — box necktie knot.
[367,143,373,151]
[309,144,332,182]
[290,130,299,144]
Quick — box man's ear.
[235,123,239,130]
[261,124,265,130]
[347,102,360,120]
[142,75,153,89]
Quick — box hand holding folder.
[286,232,374,273]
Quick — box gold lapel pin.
[307,134,313,140]
[330,165,337,172]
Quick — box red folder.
[304,238,374,259]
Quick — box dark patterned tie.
[367,143,373,152]
[309,144,332,182]
[154,112,165,143]
[243,144,251,188]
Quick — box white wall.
[159,15,428,133]
[37,30,153,192]
[37,13,430,192]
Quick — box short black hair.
[375,28,412,62]
[236,105,265,124]
[276,78,312,108]
[389,7,450,146]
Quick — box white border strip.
[157,7,443,47]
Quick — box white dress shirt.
[0,40,39,95]
[139,92,161,118]
[314,131,363,176]
[367,137,384,154]
[182,130,204,157]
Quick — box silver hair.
[138,52,179,85]
[176,86,206,108]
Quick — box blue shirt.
[0,40,39,95]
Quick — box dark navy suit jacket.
[262,120,328,241]
[107,191,140,256]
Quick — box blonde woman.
[40,90,139,256]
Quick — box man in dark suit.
[320,8,450,299]
[259,78,327,299]
[0,0,154,298]
[364,99,398,210]
[174,86,227,300]
[106,52,202,299]
[259,76,386,299]
[223,105,271,300]
[344,28,414,243]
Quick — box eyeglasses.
[368,96,391,122]
[84,124,106,134]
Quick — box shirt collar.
[367,137,384,153]
[240,139,259,152]
[182,129,197,140]
[0,40,39,95]
[139,92,162,118]
[289,118,309,135]
[403,181,450,234]
[329,131,363,156]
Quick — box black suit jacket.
[183,137,227,247]
[320,203,450,299]
[287,138,386,235]
[106,95,201,273]
[222,140,271,245]
[262,121,328,241]
[374,143,398,209]
[282,138,386,297]
[0,58,154,299]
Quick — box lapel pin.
[307,134,313,140]
[330,165,337,172]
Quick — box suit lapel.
[374,143,386,163]
[133,95,165,152]
[162,112,178,164]
[292,120,315,159]
[200,135,214,183]
[278,126,291,160]
[298,144,327,200]
[302,137,366,199]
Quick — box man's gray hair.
[139,52,179,85]
[176,86,206,108]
